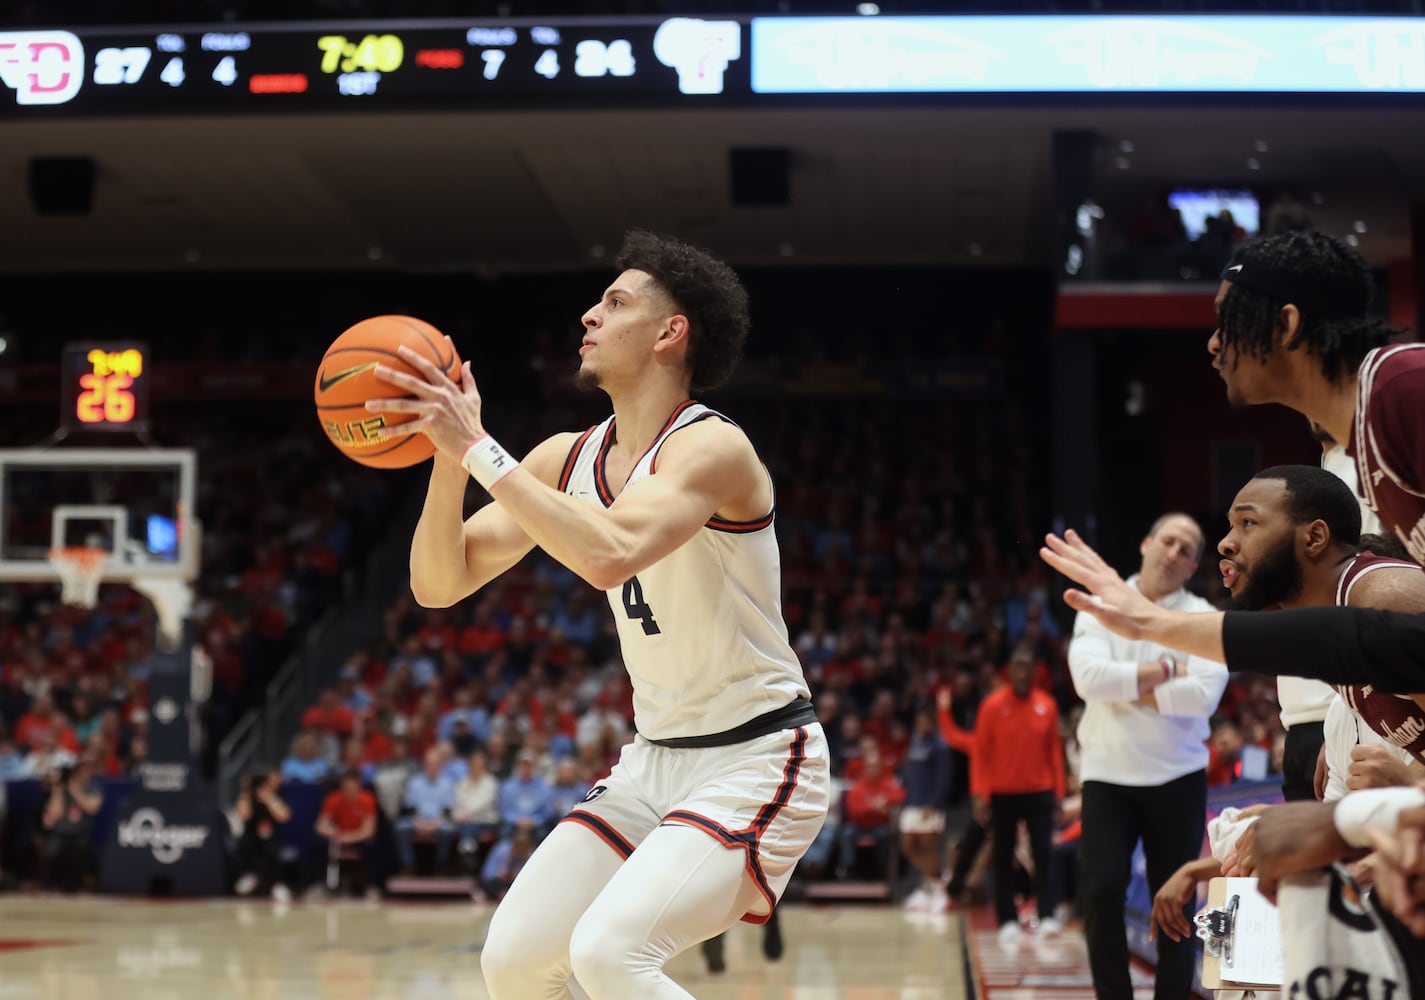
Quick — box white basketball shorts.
[560,723,831,924]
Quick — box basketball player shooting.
[366,231,829,999]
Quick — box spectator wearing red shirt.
[972,650,1066,942]
[1206,720,1244,788]
[316,770,380,897]
[15,695,78,754]
[301,688,355,740]
[837,746,906,878]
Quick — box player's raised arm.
[487,417,762,591]
[407,433,576,608]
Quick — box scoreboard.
[0,18,747,112]
[3,15,1425,113]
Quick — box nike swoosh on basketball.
[318,362,378,392]
[1227,264,1243,272]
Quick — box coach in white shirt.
[1068,512,1228,1000]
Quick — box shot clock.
[60,342,151,432]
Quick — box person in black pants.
[971,650,1066,944]
[1064,513,1227,1000]
[234,769,292,899]
[701,907,783,974]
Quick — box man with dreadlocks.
[1033,231,1425,722]
[1208,229,1424,560]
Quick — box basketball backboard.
[0,448,198,584]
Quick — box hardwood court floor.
[0,897,968,1000]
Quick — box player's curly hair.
[615,230,750,392]
[1218,230,1399,384]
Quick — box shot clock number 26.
[61,343,152,432]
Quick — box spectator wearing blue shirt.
[437,741,470,785]
[394,749,456,873]
[279,731,330,785]
[0,729,27,781]
[480,826,536,902]
[498,751,555,839]
[390,636,438,690]
[437,689,491,745]
[549,591,599,646]
[899,708,954,913]
[336,671,372,715]
[546,759,590,820]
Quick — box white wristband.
[1333,785,1425,848]
[460,434,519,491]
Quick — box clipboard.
[1198,877,1281,991]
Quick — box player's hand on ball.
[368,339,486,459]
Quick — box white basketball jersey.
[559,401,810,741]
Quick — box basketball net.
[47,546,106,609]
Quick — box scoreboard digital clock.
[0,17,746,113]
[4,15,1424,114]
[61,342,151,432]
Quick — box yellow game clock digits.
[316,33,404,74]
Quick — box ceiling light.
[1115,156,1131,170]
[1346,234,1360,247]
[1353,220,1367,234]
[778,243,794,257]
[969,243,984,257]
[856,2,880,13]
[1246,157,1261,170]
[1254,140,1269,153]
[367,246,384,261]
[1119,140,1135,153]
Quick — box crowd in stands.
[0,402,399,890]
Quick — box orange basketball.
[314,315,462,469]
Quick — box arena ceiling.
[0,104,1422,273]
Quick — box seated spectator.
[797,774,843,880]
[15,695,77,754]
[24,730,77,780]
[547,758,589,820]
[301,688,355,741]
[839,746,905,878]
[395,748,456,874]
[371,734,417,819]
[42,762,100,892]
[454,751,501,863]
[280,730,330,784]
[436,739,470,785]
[484,730,516,780]
[1207,719,1244,787]
[234,769,293,901]
[0,727,26,779]
[336,668,372,716]
[498,750,555,840]
[438,687,491,746]
[316,770,380,897]
[480,826,536,903]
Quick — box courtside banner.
[751,16,1425,94]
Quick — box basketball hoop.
[47,546,107,608]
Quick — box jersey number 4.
[621,576,661,636]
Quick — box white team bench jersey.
[559,400,811,742]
